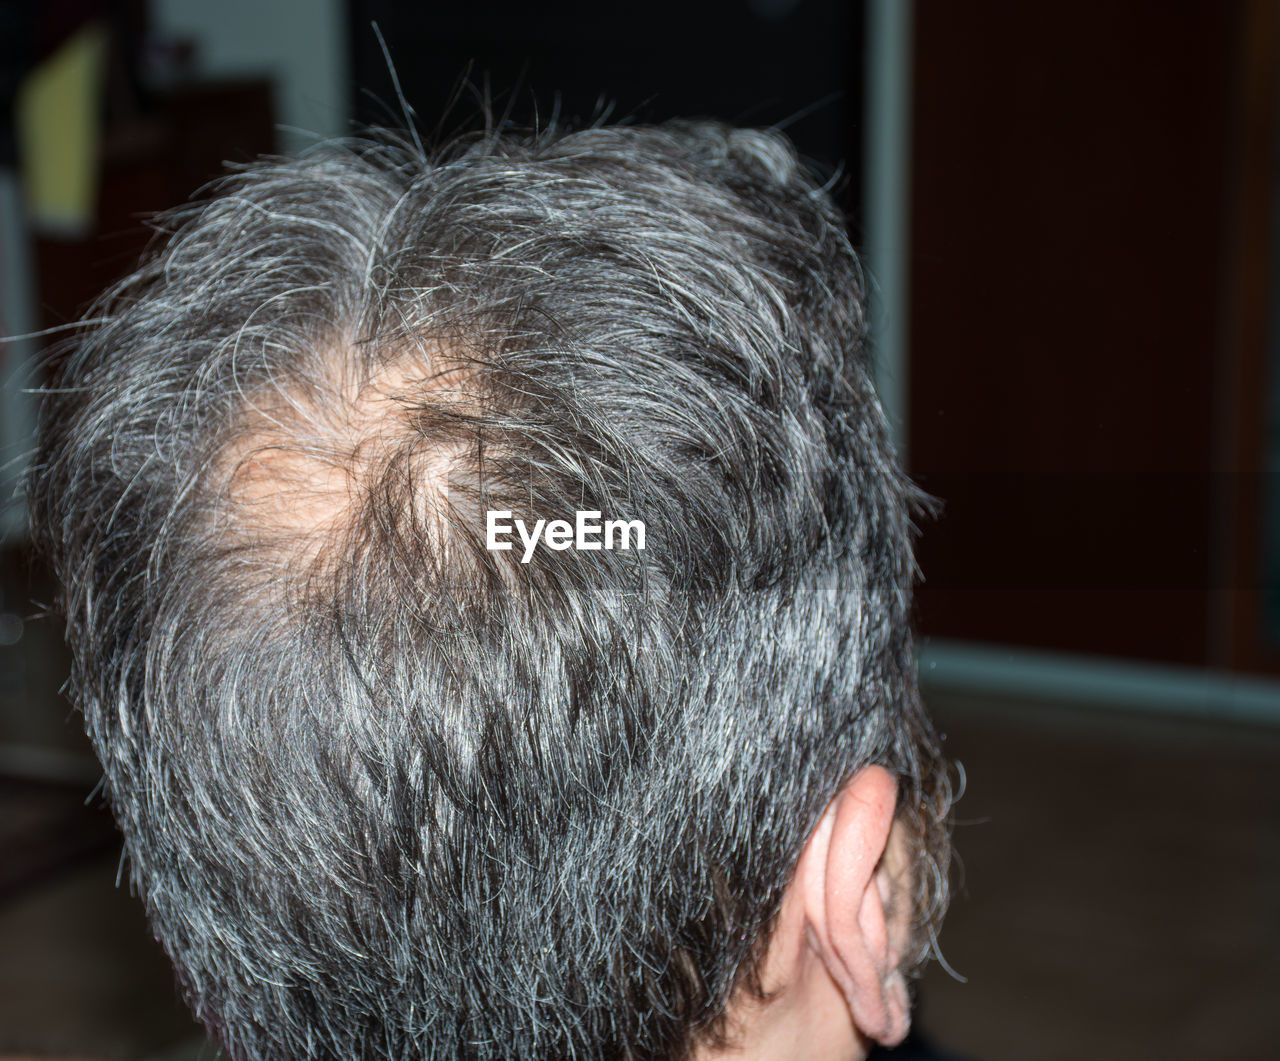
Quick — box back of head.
[28,120,949,1060]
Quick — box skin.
[695,767,914,1061]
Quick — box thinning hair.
[29,120,951,1060]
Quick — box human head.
[28,119,951,1059]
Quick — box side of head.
[28,121,950,1060]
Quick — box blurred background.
[0,1,1277,1058]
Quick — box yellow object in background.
[16,22,108,238]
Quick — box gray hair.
[28,120,951,1060]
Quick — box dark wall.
[907,1,1277,671]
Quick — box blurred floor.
[0,687,1277,1058]
[0,850,209,1058]
[915,688,1280,1061]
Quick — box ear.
[794,766,912,1046]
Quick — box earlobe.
[797,765,912,1047]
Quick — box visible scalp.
[212,341,481,577]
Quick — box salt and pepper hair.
[29,120,951,1060]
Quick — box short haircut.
[29,120,951,1060]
